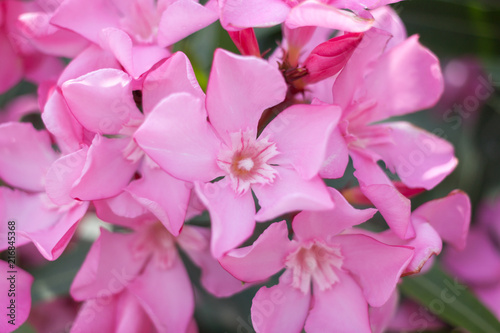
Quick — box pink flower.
[367,190,471,333]
[135,49,341,256]
[0,0,65,93]
[16,0,89,58]
[320,26,455,239]
[363,190,471,276]
[220,188,414,332]
[70,222,246,332]
[0,122,88,260]
[51,0,217,78]
[44,52,202,235]
[443,196,500,319]
[219,0,393,32]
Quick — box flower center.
[132,222,178,270]
[285,240,343,294]
[217,129,280,195]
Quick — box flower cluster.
[0,0,474,332]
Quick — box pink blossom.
[443,197,500,319]
[219,0,393,32]
[367,190,471,333]
[16,0,89,58]
[51,0,217,78]
[44,52,202,235]
[320,26,455,239]
[0,122,88,260]
[71,222,246,332]
[0,0,64,93]
[220,188,413,332]
[361,190,471,276]
[135,49,340,257]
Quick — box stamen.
[217,129,280,195]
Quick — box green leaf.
[399,264,500,333]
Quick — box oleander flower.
[220,187,414,332]
[71,222,247,332]
[135,49,341,257]
[320,25,455,239]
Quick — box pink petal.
[157,0,218,47]
[42,89,84,154]
[135,93,222,182]
[401,218,442,275]
[94,191,157,230]
[57,45,121,85]
[70,136,138,200]
[388,298,444,331]
[0,94,38,123]
[342,181,425,206]
[369,122,458,190]
[367,218,443,276]
[292,187,377,242]
[51,0,121,44]
[302,32,363,84]
[70,229,145,300]
[333,233,413,307]
[127,255,194,333]
[251,270,311,333]
[412,190,471,250]
[362,35,444,123]
[351,150,414,239]
[99,28,169,78]
[61,68,142,135]
[206,49,286,143]
[369,290,399,333]
[126,165,191,236]
[319,127,349,179]
[1,190,90,261]
[17,12,89,58]
[261,103,341,179]
[286,1,373,32]
[45,147,88,205]
[142,51,205,115]
[0,261,33,333]
[219,0,290,30]
[443,227,500,285]
[24,54,65,84]
[195,180,256,258]
[332,28,391,111]
[0,31,23,94]
[0,122,58,192]
[371,6,407,50]
[220,221,292,282]
[179,226,249,297]
[71,297,117,332]
[254,166,334,222]
[71,292,156,333]
[304,271,371,333]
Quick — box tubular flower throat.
[285,240,344,294]
[217,129,280,195]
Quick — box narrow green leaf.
[400,264,500,333]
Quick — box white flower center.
[217,129,280,195]
[285,240,343,294]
